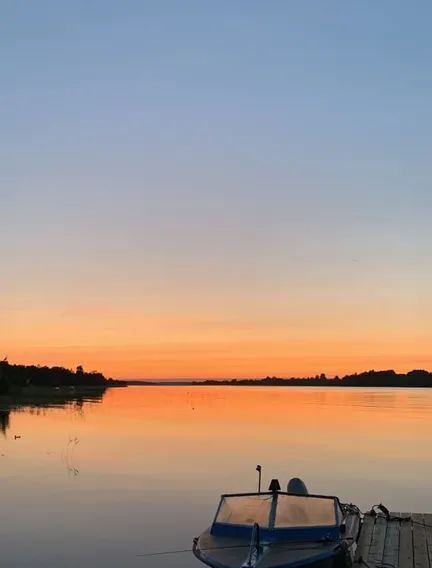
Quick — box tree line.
[196,369,432,387]
[0,359,125,394]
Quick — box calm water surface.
[1,386,432,567]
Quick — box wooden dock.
[354,513,432,568]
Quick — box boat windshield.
[216,495,272,527]
[275,495,337,527]
[214,493,338,529]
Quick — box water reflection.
[0,386,432,568]
[0,387,108,435]
[0,409,10,435]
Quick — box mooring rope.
[137,537,352,557]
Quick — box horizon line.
[120,368,432,382]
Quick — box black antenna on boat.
[256,464,262,493]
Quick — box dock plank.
[369,515,388,566]
[423,514,432,568]
[399,513,414,568]
[383,513,400,568]
[355,514,376,565]
[353,511,432,568]
[412,514,429,568]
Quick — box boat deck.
[354,513,432,568]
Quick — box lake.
[1,386,432,567]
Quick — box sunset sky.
[2,1,431,378]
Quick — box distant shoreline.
[126,369,432,388]
[0,360,126,395]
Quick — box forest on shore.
[0,360,126,394]
[195,369,432,388]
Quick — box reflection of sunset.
[5,386,432,514]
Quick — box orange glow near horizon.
[4,327,431,379]
[3,275,430,378]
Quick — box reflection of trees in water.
[0,410,10,435]
[0,388,108,434]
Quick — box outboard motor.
[287,477,309,495]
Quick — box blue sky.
[1,1,431,377]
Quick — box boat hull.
[193,529,355,568]
[193,490,361,568]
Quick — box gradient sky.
[2,1,431,378]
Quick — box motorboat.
[193,478,361,568]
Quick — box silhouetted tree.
[0,361,125,393]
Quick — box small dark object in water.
[14,435,21,440]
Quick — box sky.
[1,1,431,379]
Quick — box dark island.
[0,359,126,395]
[194,369,432,388]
